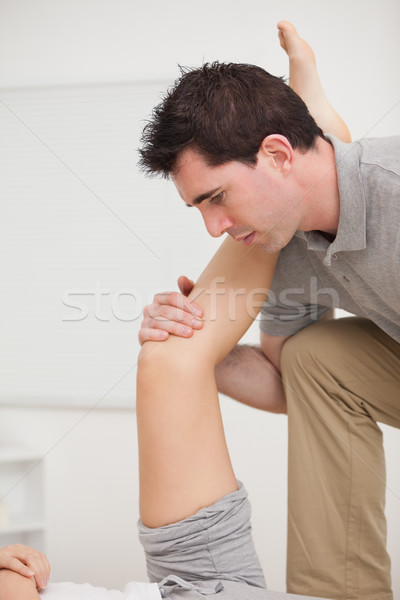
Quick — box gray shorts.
[138,483,329,600]
[138,481,268,598]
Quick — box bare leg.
[277,20,352,142]
[137,239,278,528]
[137,349,238,528]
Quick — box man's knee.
[280,319,331,379]
[281,316,375,377]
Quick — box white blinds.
[0,82,220,408]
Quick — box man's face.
[172,146,303,254]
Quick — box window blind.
[0,82,220,408]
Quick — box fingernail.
[191,307,202,317]
[182,326,192,335]
[27,570,35,576]
[191,319,202,329]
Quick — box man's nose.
[202,211,233,238]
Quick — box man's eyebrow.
[185,187,220,207]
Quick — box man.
[138,21,400,600]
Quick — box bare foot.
[277,20,316,67]
[277,20,351,142]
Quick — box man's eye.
[210,192,224,204]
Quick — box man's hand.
[0,544,50,591]
[139,275,204,345]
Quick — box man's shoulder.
[356,136,400,175]
[328,134,400,172]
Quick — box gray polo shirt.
[259,135,400,342]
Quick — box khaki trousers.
[281,317,400,600]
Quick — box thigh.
[283,316,400,428]
[281,316,397,597]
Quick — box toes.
[277,20,298,35]
[276,21,315,64]
[278,29,287,52]
[277,20,300,55]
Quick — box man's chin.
[260,244,279,255]
[259,239,290,254]
[258,231,295,254]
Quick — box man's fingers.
[145,302,185,322]
[139,328,169,345]
[139,286,204,346]
[153,291,203,317]
[144,305,203,330]
[157,305,202,327]
[177,275,195,297]
[139,316,197,345]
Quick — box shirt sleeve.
[258,299,331,337]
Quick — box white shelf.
[0,447,42,463]
[0,446,46,552]
[0,520,46,535]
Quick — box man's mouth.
[241,231,256,246]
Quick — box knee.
[136,342,193,416]
[281,316,374,380]
[137,339,212,386]
[280,321,328,378]
[137,341,183,384]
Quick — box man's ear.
[259,135,293,173]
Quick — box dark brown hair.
[139,62,324,178]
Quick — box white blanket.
[40,581,161,600]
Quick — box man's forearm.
[215,344,287,413]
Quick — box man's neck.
[296,136,340,236]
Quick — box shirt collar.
[295,135,366,266]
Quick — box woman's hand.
[0,544,50,590]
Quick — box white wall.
[0,0,399,595]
